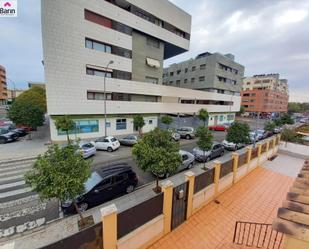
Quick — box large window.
[116,119,127,130]
[57,120,99,135]
[146,37,160,48]
[86,67,112,78]
[145,76,159,84]
[85,38,112,53]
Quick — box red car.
[208,125,229,132]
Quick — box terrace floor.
[149,155,304,249]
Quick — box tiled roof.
[273,158,309,242]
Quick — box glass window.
[184,79,188,84]
[199,76,205,82]
[149,120,153,125]
[192,66,196,71]
[106,122,111,128]
[200,64,206,70]
[93,42,106,52]
[191,78,195,83]
[105,45,112,53]
[85,39,93,49]
[116,119,127,130]
[58,120,99,135]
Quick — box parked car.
[119,135,139,146]
[222,140,245,151]
[61,164,138,213]
[255,130,264,140]
[12,128,28,137]
[249,132,257,144]
[0,127,19,144]
[208,124,229,132]
[92,136,120,152]
[176,127,195,139]
[153,150,195,178]
[78,142,96,159]
[192,142,225,162]
[168,129,181,141]
[274,127,283,134]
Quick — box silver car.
[193,142,225,162]
[119,135,139,146]
[176,127,195,139]
[78,142,96,159]
[222,140,245,151]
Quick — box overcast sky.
[0,0,308,102]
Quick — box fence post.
[266,140,270,159]
[213,160,221,196]
[257,143,262,165]
[101,204,117,249]
[232,152,239,183]
[161,180,174,235]
[246,147,252,174]
[272,137,276,156]
[185,171,195,219]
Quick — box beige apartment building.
[241,74,289,117]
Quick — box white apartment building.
[42,0,241,142]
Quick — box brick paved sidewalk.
[149,167,294,249]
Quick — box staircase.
[233,221,284,249]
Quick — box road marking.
[0,168,30,178]
[0,164,32,173]
[0,194,39,209]
[0,180,25,190]
[0,174,25,183]
[0,187,32,199]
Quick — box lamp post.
[104,60,114,137]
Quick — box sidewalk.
[149,165,295,249]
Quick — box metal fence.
[220,159,234,178]
[117,193,163,239]
[194,168,215,194]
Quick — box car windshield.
[111,138,117,142]
[0,127,9,134]
[84,172,103,193]
[82,143,93,149]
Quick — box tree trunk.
[73,201,85,226]
[66,131,70,144]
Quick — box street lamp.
[104,60,114,137]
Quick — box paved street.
[0,131,227,238]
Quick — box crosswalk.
[0,159,60,238]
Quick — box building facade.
[42,0,241,141]
[163,52,245,96]
[0,65,7,105]
[241,74,289,116]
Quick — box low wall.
[279,142,309,159]
[0,135,280,249]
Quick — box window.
[169,81,173,85]
[87,92,111,100]
[200,64,206,70]
[184,79,188,84]
[199,76,205,82]
[145,76,159,84]
[191,78,195,83]
[86,67,112,78]
[192,66,196,71]
[185,68,188,73]
[176,80,180,86]
[58,120,99,135]
[114,173,128,183]
[105,122,111,128]
[170,72,174,76]
[149,120,153,125]
[147,37,160,48]
[177,70,181,75]
[182,154,189,161]
[116,119,127,130]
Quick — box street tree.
[132,128,182,192]
[133,115,145,137]
[196,126,213,169]
[238,106,245,116]
[226,121,250,145]
[8,100,44,139]
[280,113,294,125]
[17,87,47,112]
[54,116,75,144]
[198,108,209,127]
[161,115,173,129]
[264,121,276,132]
[25,144,91,223]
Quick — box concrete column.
[246,147,252,174]
[232,152,239,183]
[101,204,117,249]
[213,160,221,196]
[272,137,276,156]
[257,143,262,165]
[266,140,270,159]
[185,171,195,219]
[160,180,174,235]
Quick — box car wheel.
[0,138,6,144]
[126,185,134,193]
[185,134,191,140]
[187,163,193,169]
[107,147,113,152]
[78,202,88,212]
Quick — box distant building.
[7,89,25,104]
[163,52,245,96]
[241,74,289,117]
[28,82,46,89]
[0,65,7,105]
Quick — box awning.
[146,58,161,68]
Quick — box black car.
[0,127,19,144]
[61,164,138,213]
[12,128,28,137]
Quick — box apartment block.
[241,74,289,116]
[42,0,241,141]
[163,52,245,96]
[0,65,7,105]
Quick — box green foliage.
[280,113,294,125]
[196,126,213,152]
[281,128,301,143]
[133,115,145,136]
[132,128,181,189]
[288,102,309,113]
[226,121,250,144]
[25,144,91,217]
[198,108,209,126]
[17,87,46,112]
[264,121,276,132]
[161,115,173,128]
[8,100,44,128]
[54,116,75,143]
[238,106,245,115]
